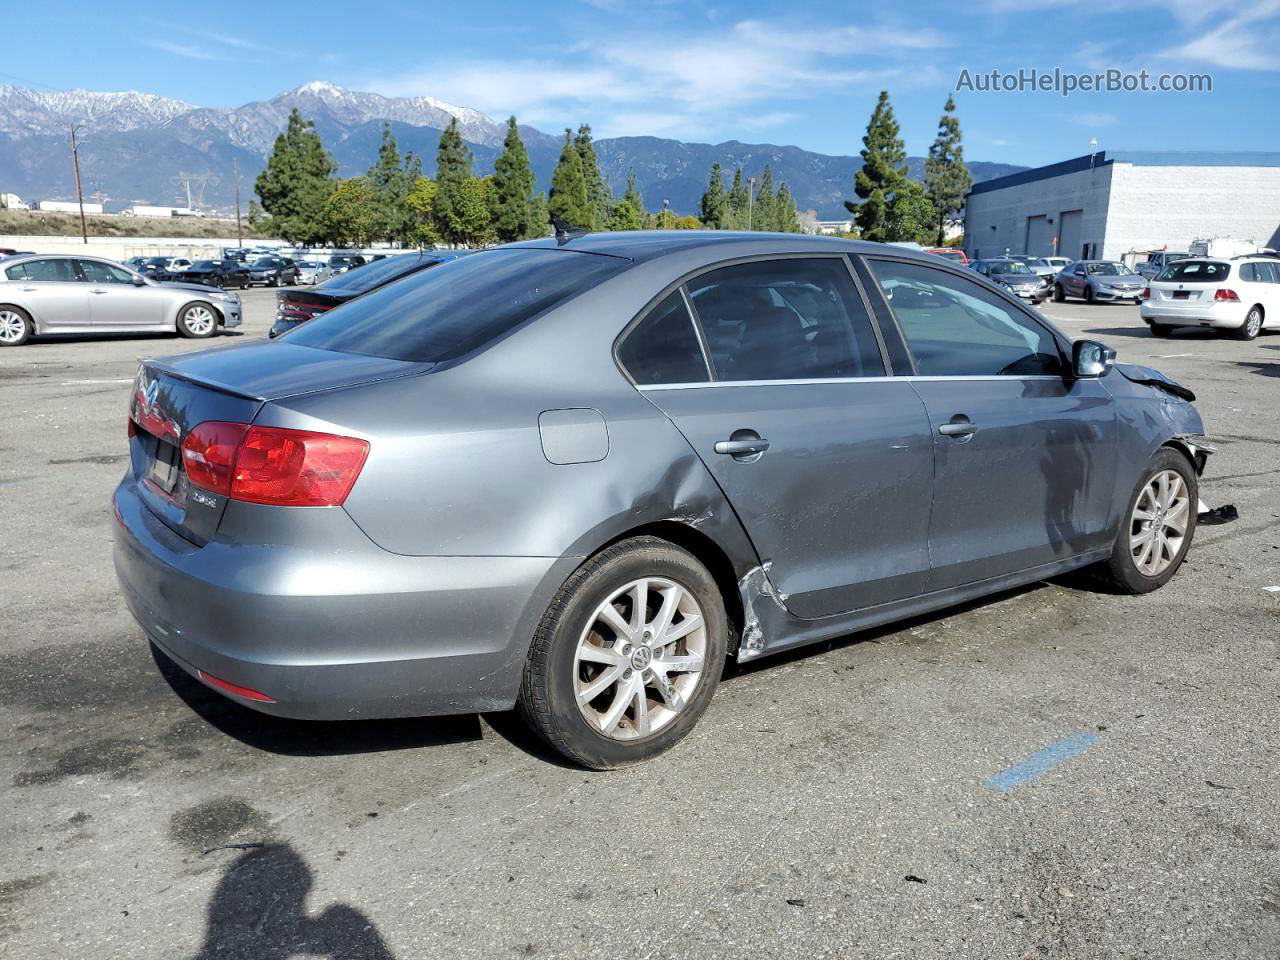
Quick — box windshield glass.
[1086,262,1132,276]
[317,254,435,293]
[288,249,628,363]
[252,258,278,267]
[1156,260,1231,282]
[990,261,1032,274]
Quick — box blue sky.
[3,0,1278,165]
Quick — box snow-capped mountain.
[0,86,194,136]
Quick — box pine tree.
[727,168,748,230]
[774,182,799,232]
[254,108,336,245]
[573,124,610,230]
[406,176,440,246]
[622,169,645,219]
[753,165,776,232]
[492,116,538,242]
[699,163,728,229]
[886,180,937,244]
[528,193,550,237]
[325,176,379,246]
[924,95,972,246]
[368,124,419,244]
[432,118,475,245]
[850,91,909,242]
[548,130,591,228]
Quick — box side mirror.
[1072,339,1116,378]
[132,274,147,286]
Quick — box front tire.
[1084,285,1095,304]
[518,537,728,769]
[1053,284,1065,303]
[1094,448,1197,594]
[177,302,218,339]
[1236,306,1263,341]
[1149,322,1172,337]
[0,306,33,346]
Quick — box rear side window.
[5,263,27,280]
[288,249,628,362]
[617,292,708,385]
[1157,261,1231,282]
[868,258,1063,377]
[686,258,885,381]
[1256,261,1280,283]
[17,258,77,282]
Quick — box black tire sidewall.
[530,540,727,769]
[178,303,217,339]
[1110,448,1198,593]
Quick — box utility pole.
[233,157,243,247]
[69,123,88,244]
[747,176,756,231]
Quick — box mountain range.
[0,81,1027,220]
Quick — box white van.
[1189,238,1261,259]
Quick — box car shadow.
[1078,326,1220,342]
[25,330,244,347]
[152,644,484,757]
[1235,359,1280,378]
[191,842,397,959]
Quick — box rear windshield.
[1157,261,1231,282]
[287,249,628,362]
[318,254,435,293]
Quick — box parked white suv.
[1140,256,1280,340]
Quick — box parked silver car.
[0,254,241,346]
[1053,260,1146,304]
[294,260,333,285]
[114,232,1209,769]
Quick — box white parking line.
[1156,353,1196,359]
[60,379,134,385]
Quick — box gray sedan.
[1054,259,1147,303]
[113,232,1209,769]
[0,254,241,346]
[970,258,1051,303]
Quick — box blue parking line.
[984,732,1101,793]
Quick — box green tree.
[254,108,336,245]
[491,116,538,242]
[528,193,550,237]
[548,130,591,228]
[924,95,972,246]
[607,197,645,231]
[432,118,474,245]
[325,176,379,246]
[849,90,908,242]
[406,176,440,246]
[699,163,729,228]
[752,165,776,231]
[574,124,610,230]
[885,180,937,244]
[367,124,420,244]
[622,169,645,219]
[455,176,496,247]
[774,182,799,232]
[726,168,749,229]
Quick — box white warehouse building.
[964,151,1280,262]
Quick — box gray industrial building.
[964,151,1280,262]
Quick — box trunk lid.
[128,341,429,545]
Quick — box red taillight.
[1214,288,1240,302]
[127,416,137,438]
[181,421,249,496]
[181,421,369,507]
[1140,287,1150,300]
[197,669,275,703]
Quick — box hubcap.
[0,310,27,343]
[573,577,707,741]
[1130,469,1190,577]
[184,306,215,335]
[1247,311,1261,336]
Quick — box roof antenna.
[551,215,588,245]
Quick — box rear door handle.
[715,438,770,456]
[91,289,109,295]
[938,417,977,438]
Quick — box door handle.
[715,437,770,457]
[938,416,977,438]
[90,288,110,294]
[20,286,37,292]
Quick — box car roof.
[502,230,929,265]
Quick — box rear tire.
[518,536,728,770]
[0,306,32,346]
[1149,322,1172,337]
[1053,284,1065,303]
[1236,306,1263,341]
[177,302,218,339]
[1093,448,1197,594]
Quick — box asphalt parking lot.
[1,287,1278,960]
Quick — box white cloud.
[1155,1,1280,69]
[144,40,217,61]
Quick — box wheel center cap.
[630,646,652,671]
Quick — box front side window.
[79,260,133,284]
[868,258,1064,377]
[18,258,77,282]
[617,292,708,385]
[686,258,884,381]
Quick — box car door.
[5,257,88,331]
[78,259,164,328]
[862,256,1117,590]
[625,256,935,619]
[1066,262,1088,297]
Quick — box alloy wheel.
[0,309,28,344]
[183,306,216,336]
[573,577,707,741]
[1130,469,1190,577]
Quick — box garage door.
[1025,215,1053,256]
[1058,210,1082,259]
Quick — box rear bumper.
[112,475,577,720]
[1140,301,1247,329]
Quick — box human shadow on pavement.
[152,642,483,757]
[192,843,395,960]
